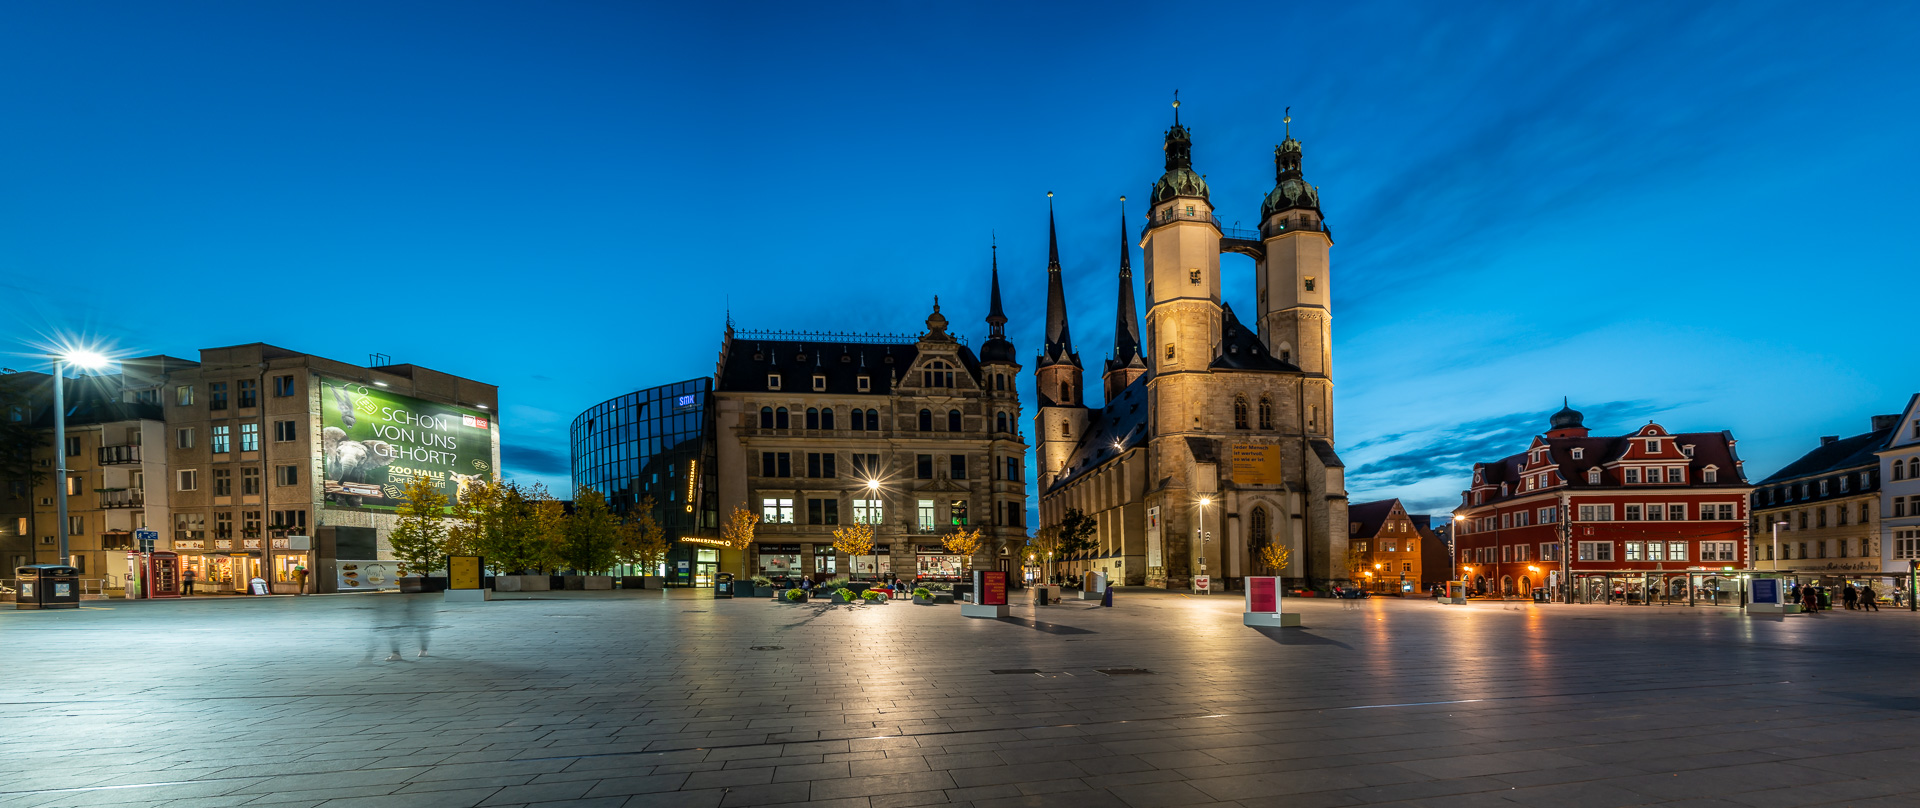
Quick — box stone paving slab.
[2,589,1919,806]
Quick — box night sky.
[4,2,1916,518]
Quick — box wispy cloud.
[1347,399,1661,491]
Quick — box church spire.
[1111,196,1141,367]
[979,236,1016,364]
[1041,192,1079,368]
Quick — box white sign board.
[1146,506,1162,567]
[1193,575,1211,593]
[336,560,401,591]
[287,535,312,551]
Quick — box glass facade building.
[570,377,718,584]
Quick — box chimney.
[1820,436,1839,446]
[1872,414,1901,432]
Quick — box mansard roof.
[1465,423,1745,508]
[1759,426,1897,485]
[717,337,982,396]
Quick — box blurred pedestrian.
[1801,584,1820,613]
[182,567,197,596]
[1843,583,1859,610]
[1861,583,1880,612]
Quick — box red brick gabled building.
[1452,401,1753,601]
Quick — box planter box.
[423,577,449,593]
[583,576,613,590]
[494,575,550,592]
[641,576,664,589]
[754,586,774,598]
[550,575,567,590]
[831,593,853,604]
[783,592,808,603]
[562,576,586,590]
[933,592,956,604]
[619,576,645,589]
[913,596,934,605]
[864,595,888,605]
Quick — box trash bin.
[16,565,81,610]
[714,572,735,599]
[1531,587,1549,604]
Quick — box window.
[760,407,774,428]
[1005,457,1022,482]
[1304,276,1316,292]
[1258,398,1273,430]
[271,510,307,532]
[1667,467,1684,483]
[1571,448,1584,460]
[174,512,205,541]
[215,512,232,538]
[1895,529,1920,560]
[1579,504,1613,521]
[1538,506,1556,524]
[1587,468,1601,484]
[1817,508,1828,528]
[851,409,866,431]
[1703,467,1718,484]
[849,453,881,479]
[1799,510,1809,528]
[1165,343,1175,361]
[1701,542,1736,562]
[916,454,933,479]
[1646,439,1660,454]
[950,454,967,479]
[1061,421,1070,437]
[210,382,229,410]
[948,410,962,432]
[760,498,794,523]
[1819,479,1830,496]
[858,376,871,391]
[917,499,936,532]
[760,452,791,478]
[242,511,261,538]
[775,407,789,429]
[276,465,297,486]
[241,423,260,452]
[273,420,297,442]
[949,499,968,526]
[996,412,1008,433]
[853,499,882,524]
[1625,542,1643,561]
[1860,502,1871,523]
[177,428,194,449]
[241,467,260,495]
[1839,475,1850,493]
[1625,468,1640,484]
[806,452,836,478]
[1646,503,1664,521]
[812,375,826,391]
[767,374,782,390]
[1578,541,1613,562]
[918,409,933,431]
[922,361,955,389]
[176,385,194,406]
[1514,544,1528,562]
[1059,381,1071,404]
[866,408,878,429]
[1668,504,1685,521]
[1233,397,1249,429]
[212,425,231,454]
[1646,540,1665,561]
[1540,543,1562,562]
[806,408,819,430]
[807,498,839,525]
[178,469,198,491]
[1625,504,1643,521]
[238,379,257,408]
[273,375,295,397]
[820,408,835,430]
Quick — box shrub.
[862,589,886,601]
[751,575,772,588]
[912,587,933,599]
[835,588,855,601]
[784,588,805,602]
[820,576,850,590]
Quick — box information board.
[1146,507,1162,568]
[977,570,1008,606]
[1750,578,1779,605]
[1194,575,1211,593]
[1247,576,1278,613]
[448,555,483,590]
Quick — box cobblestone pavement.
[3,588,1918,808]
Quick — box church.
[1034,102,1349,590]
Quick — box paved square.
[4,590,1919,808]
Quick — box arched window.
[775,407,789,429]
[759,407,773,429]
[850,409,865,431]
[1250,506,1271,569]
[867,408,879,429]
[805,407,819,430]
[1233,397,1249,430]
[1258,397,1273,430]
[918,409,933,431]
[996,412,1008,433]
[1278,343,1293,365]
[1059,381,1070,404]
[821,407,835,430]
[995,373,1006,390]
[948,410,962,432]
[1061,420,1071,438]
[1587,467,1601,485]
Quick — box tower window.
[1062,421,1070,437]
[1189,268,1202,285]
[1259,397,1273,430]
[812,375,826,391]
[1304,277,1316,292]
[1165,344,1175,361]
[1233,397,1249,430]
[1184,205,1195,216]
[1059,382,1070,404]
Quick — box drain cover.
[990,668,1041,674]
[1095,668,1153,676]
[750,646,784,651]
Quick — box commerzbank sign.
[319,376,496,512]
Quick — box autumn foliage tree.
[940,526,984,572]
[616,495,669,575]
[389,475,448,578]
[721,504,760,578]
[831,523,875,579]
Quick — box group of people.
[1795,582,1882,612]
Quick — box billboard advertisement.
[319,376,496,511]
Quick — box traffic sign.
[134,529,159,552]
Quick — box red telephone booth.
[147,552,181,599]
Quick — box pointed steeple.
[980,236,1016,363]
[1110,196,1141,367]
[1263,106,1322,220]
[1041,192,1079,368]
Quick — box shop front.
[755,544,802,586]
[915,544,964,582]
[174,547,263,594]
[1572,569,1748,606]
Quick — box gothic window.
[1250,506,1271,567]
[759,407,773,429]
[821,407,835,430]
[806,408,819,430]
[918,409,933,431]
[1059,381,1070,404]
[1061,421,1071,438]
[1233,397,1249,430]
[775,407,789,429]
[948,409,962,432]
[996,412,1008,433]
[1258,397,1273,430]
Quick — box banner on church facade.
[1229,443,1283,486]
[1146,506,1162,568]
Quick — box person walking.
[1801,584,1820,613]
[1861,583,1880,612]
[182,567,197,596]
[1843,583,1859,610]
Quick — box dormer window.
[812,375,826,391]
[1646,439,1661,453]
[1682,444,1695,458]
[1571,448,1584,460]
[857,376,871,392]
[1588,468,1601,484]
[767,374,781,390]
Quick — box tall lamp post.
[1770,520,1787,572]
[864,479,883,579]
[1196,496,1213,591]
[52,349,110,567]
[1452,515,1466,591]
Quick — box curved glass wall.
[570,378,717,583]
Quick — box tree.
[446,476,501,559]
[525,485,568,574]
[1058,509,1098,557]
[1030,525,1062,581]
[1346,544,1371,590]
[389,475,448,578]
[831,523,875,579]
[721,504,759,578]
[562,487,619,574]
[1257,543,1292,577]
[616,495,669,576]
[940,526,984,572]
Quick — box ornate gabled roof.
[1261,110,1321,220]
[1039,194,1081,368]
[1152,95,1210,206]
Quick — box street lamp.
[1770,520,1787,572]
[1196,496,1213,590]
[53,348,110,567]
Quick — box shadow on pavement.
[1249,626,1351,648]
[997,616,1096,635]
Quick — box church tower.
[1034,195,1087,489]
[977,238,1022,402]
[1102,197,1147,401]
[1257,111,1334,440]
[1142,96,1223,433]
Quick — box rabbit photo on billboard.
[319,377,496,511]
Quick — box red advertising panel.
[979,570,1008,606]
[1248,576,1277,613]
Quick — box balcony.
[100,489,144,509]
[98,445,142,465]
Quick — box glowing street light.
[52,346,111,567]
[1195,496,1214,590]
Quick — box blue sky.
[3,1,1916,517]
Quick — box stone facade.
[1036,105,1348,590]
[1748,413,1899,578]
[1876,395,1920,575]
